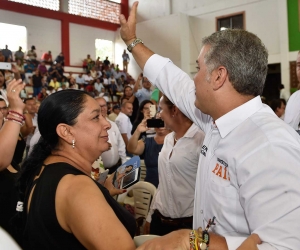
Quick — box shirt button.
[200,210,203,214]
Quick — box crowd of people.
[0,2,300,250]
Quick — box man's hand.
[137,229,190,250]
[237,234,261,250]
[119,1,139,45]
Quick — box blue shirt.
[134,87,152,104]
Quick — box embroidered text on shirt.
[217,158,228,168]
[212,163,230,181]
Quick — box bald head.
[121,102,133,116]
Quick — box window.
[9,0,59,11]
[95,39,113,63]
[68,0,121,24]
[0,23,27,53]
[216,12,245,31]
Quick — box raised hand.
[119,1,139,45]
[6,79,25,113]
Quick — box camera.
[0,62,12,70]
[146,119,164,128]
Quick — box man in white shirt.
[84,72,94,86]
[95,97,127,173]
[76,73,85,89]
[284,51,300,132]
[119,3,300,250]
[115,102,133,147]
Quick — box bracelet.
[127,38,143,53]
[7,112,25,121]
[8,110,25,120]
[190,216,216,250]
[4,117,25,126]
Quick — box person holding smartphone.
[130,95,205,236]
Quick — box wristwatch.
[127,38,143,53]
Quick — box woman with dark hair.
[17,90,136,249]
[270,98,285,118]
[120,85,139,123]
[131,100,153,140]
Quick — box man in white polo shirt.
[115,101,133,147]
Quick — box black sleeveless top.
[23,162,136,250]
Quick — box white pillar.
[277,0,290,96]
[180,12,190,75]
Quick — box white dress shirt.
[101,118,127,168]
[115,112,132,141]
[284,90,300,130]
[146,124,204,223]
[144,54,300,250]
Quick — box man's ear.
[56,123,74,145]
[212,66,227,91]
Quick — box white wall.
[127,0,291,89]
[115,13,181,79]
[69,23,116,66]
[0,9,61,59]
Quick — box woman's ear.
[56,124,74,145]
[173,106,179,116]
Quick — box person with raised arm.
[119,2,300,250]
[0,78,25,170]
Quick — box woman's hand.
[6,79,25,114]
[11,64,21,80]
[104,172,127,196]
[137,118,148,133]
[237,234,261,250]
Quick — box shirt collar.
[177,123,199,139]
[215,96,263,138]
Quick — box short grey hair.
[202,29,268,96]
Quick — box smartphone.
[147,119,165,128]
[120,168,141,189]
[98,169,109,185]
[149,105,156,118]
[0,62,12,70]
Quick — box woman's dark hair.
[270,99,283,112]
[134,100,153,124]
[0,70,6,89]
[18,90,88,206]
[120,86,133,104]
[162,94,174,110]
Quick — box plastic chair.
[117,181,156,217]
[139,160,147,181]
